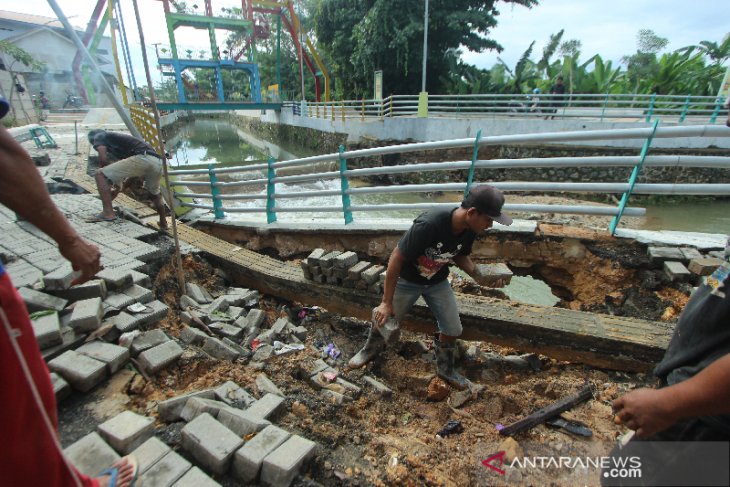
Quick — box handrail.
[169,124,730,228]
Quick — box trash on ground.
[436,419,464,439]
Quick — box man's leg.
[94,170,116,219]
[423,280,469,390]
[152,193,168,229]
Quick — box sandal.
[86,213,117,223]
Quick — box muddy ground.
[60,253,659,486]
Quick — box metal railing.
[293,93,728,124]
[167,124,730,233]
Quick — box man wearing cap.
[348,184,512,389]
[87,129,168,229]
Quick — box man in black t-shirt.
[546,75,566,119]
[87,129,168,229]
[348,185,513,390]
[603,236,730,485]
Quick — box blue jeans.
[392,278,462,337]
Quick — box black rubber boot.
[348,325,386,368]
[434,339,470,390]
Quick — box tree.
[622,29,668,91]
[0,40,45,123]
[313,0,538,98]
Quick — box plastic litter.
[273,341,305,355]
[324,343,341,359]
[436,419,464,439]
[127,303,149,313]
[118,330,141,348]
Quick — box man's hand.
[373,302,394,327]
[58,236,101,286]
[612,388,677,438]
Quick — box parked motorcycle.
[63,93,83,109]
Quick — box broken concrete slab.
[97,410,155,455]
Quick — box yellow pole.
[107,0,129,105]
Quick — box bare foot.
[159,218,169,231]
[96,456,138,487]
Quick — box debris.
[323,343,341,359]
[497,437,523,462]
[127,303,149,313]
[184,306,213,335]
[436,419,463,439]
[322,371,337,382]
[273,341,305,355]
[546,417,593,437]
[118,330,142,348]
[427,377,450,401]
[499,383,595,436]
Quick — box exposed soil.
[56,254,661,486]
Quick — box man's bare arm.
[613,352,730,437]
[0,127,100,284]
[374,247,405,326]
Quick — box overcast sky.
[5,0,730,87]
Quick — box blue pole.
[710,96,724,124]
[645,93,657,122]
[339,145,353,224]
[266,156,277,223]
[600,93,609,121]
[678,94,691,123]
[609,120,659,235]
[209,164,224,219]
[464,129,482,197]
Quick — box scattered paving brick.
[63,432,120,478]
[217,408,271,437]
[158,390,216,422]
[50,372,71,401]
[97,410,155,454]
[42,263,76,290]
[664,261,691,282]
[138,449,191,486]
[76,341,130,374]
[688,257,724,276]
[174,466,222,487]
[31,311,62,349]
[50,279,107,301]
[202,336,241,361]
[130,437,171,475]
[48,350,107,392]
[18,286,67,313]
[137,339,184,375]
[96,268,134,291]
[68,297,104,332]
[130,329,170,356]
[214,381,256,407]
[246,393,286,420]
[260,434,318,487]
[181,412,244,475]
[233,425,291,484]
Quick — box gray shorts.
[99,154,162,195]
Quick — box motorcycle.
[63,94,83,109]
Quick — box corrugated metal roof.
[0,9,83,31]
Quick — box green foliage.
[312,0,538,98]
[0,40,45,71]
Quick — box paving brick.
[334,251,358,269]
[104,292,137,310]
[18,286,67,312]
[181,413,243,476]
[63,432,119,478]
[76,341,130,374]
[186,283,211,304]
[48,350,106,392]
[128,269,151,288]
[245,308,266,329]
[130,437,171,475]
[137,340,184,375]
[137,450,191,487]
[233,425,291,484]
[40,326,86,362]
[68,297,104,332]
[173,466,222,487]
[209,321,244,341]
[679,247,703,262]
[180,397,231,422]
[50,372,71,401]
[180,325,208,345]
[246,393,286,420]
[218,407,271,437]
[131,329,170,356]
[362,375,393,396]
[49,279,107,302]
[261,435,317,487]
[158,389,215,422]
[319,250,341,269]
[31,311,62,349]
[361,264,385,284]
[648,246,685,263]
[688,257,724,276]
[214,380,256,407]
[122,284,154,304]
[306,248,326,265]
[42,263,75,290]
[203,336,241,361]
[98,410,155,454]
[207,296,230,314]
[96,269,134,291]
[256,374,285,397]
[664,261,691,282]
[113,300,169,332]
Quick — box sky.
[4,0,730,89]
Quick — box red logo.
[482,451,506,475]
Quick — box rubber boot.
[434,340,470,390]
[348,325,386,368]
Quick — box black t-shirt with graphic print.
[397,208,476,286]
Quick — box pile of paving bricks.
[63,378,318,486]
[299,248,386,294]
[648,245,726,283]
